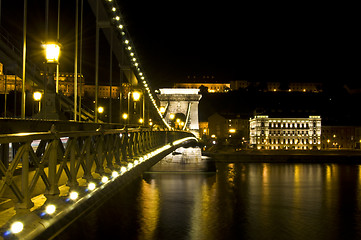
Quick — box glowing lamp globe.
[44,43,60,63]
[33,91,42,101]
[132,91,141,101]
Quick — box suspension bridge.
[0,1,200,239]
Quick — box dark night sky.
[118,1,359,87]
[1,1,359,88]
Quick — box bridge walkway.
[0,123,197,239]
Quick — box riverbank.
[204,149,361,163]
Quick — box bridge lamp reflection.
[120,166,127,174]
[128,163,134,169]
[10,221,24,234]
[88,182,96,191]
[69,191,79,200]
[101,176,109,183]
[112,171,119,178]
[45,204,56,215]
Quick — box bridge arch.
[158,88,202,137]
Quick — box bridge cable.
[103,0,171,129]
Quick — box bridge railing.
[0,126,194,209]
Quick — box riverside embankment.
[204,149,361,163]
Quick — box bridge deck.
[0,124,197,239]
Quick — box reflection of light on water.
[139,179,160,239]
[293,165,301,211]
[358,165,361,211]
[262,163,269,181]
[227,163,235,187]
[325,164,337,208]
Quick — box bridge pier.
[158,88,202,137]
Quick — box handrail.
[0,126,195,210]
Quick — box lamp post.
[33,91,42,112]
[35,42,64,120]
[122,113,128,125]
[132,91,141,124]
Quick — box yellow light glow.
[122,113,128,119]
[101,176,109,183]
[169,113,175,120]
[229,128,236,133]
[112,171,119,178]
[69,191,78,200]
[211,134,216,138]
[139,118,144,123]
[10,221,23,234]
[33,91,42,101]
[176,118,180,123]
[44,43,60,63]
[88,182,96,191]
[132,91,141,101]
[159,106,166,113]
[97,106,104,114]
[45,204,56,214]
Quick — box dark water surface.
[55,162,361,240]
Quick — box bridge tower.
[158,88,202,137]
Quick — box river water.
[55,149,361,240]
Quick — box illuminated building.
[199,122,209,138]
[230,80,323,93]
[174,76,230,93]
[0,63,31,93]
[1,62,120,99]
[174,82,230,93]
[249,115,321,150]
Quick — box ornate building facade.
[250,115,321,150]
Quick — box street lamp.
[132,91,141,101]
[33,91,42,101]
[131,91,143,124]
[44,43,60,63]
[33,91,42,112]
[34,42,63,120]
[97,106,104,114]
[34,42,65,120]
